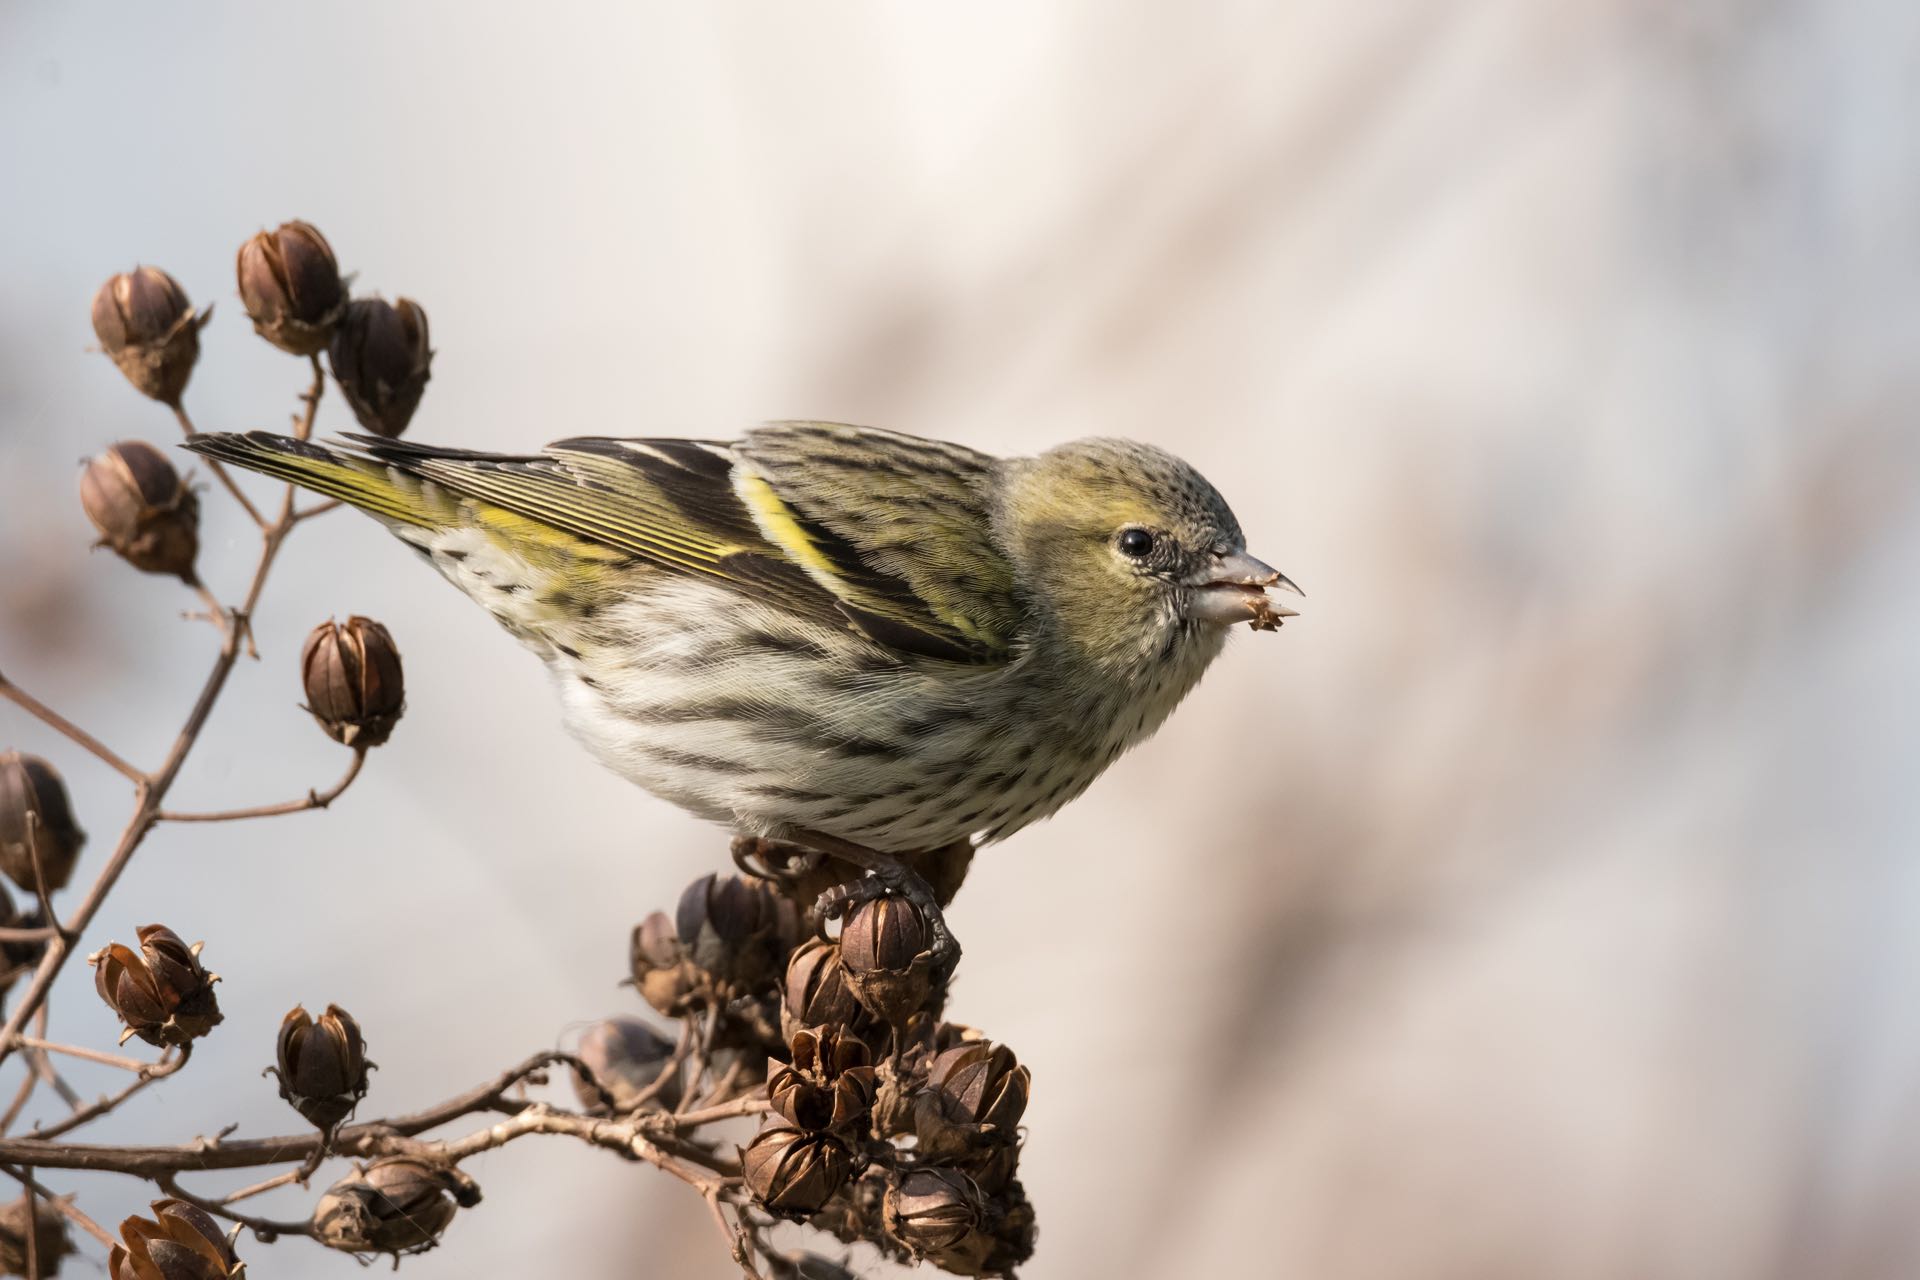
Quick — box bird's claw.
[814,866,961,978]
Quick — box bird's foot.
[730,835,824,889]
[792,828,961,977]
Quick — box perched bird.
[186,423,1298,945]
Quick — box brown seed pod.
[312,1156,477,1258]
[913,1038,1031,1192]
[300,617,405,748]
[236,220,347,355]
[0,1193,73,1277]
[883,1166,985,1260]
[572,1016,681,1112]
[676,872,799,992]
[739,1123,853,1219]
[328,297,431,437]
[0,751,85,895]
[838,895,934,1023]
[91,267,209,405]
[108,1198,242,1279]
[629,910,700,1016]
[781,937,862,1042]
[921,1040,1030,1134]
[767,1025,876,1136]
[79,441,200,583]
[273,1003,371,1133]
[89,925,222,1048]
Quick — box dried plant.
[0,220,1035,1278]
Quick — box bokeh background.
[3,2,1919,1276]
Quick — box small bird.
[187,423,1298,947]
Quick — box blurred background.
[3,1,1918,1276]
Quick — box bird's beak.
[1188,550,1302,632]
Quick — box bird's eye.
[1116,527,1156,559]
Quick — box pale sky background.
[2,2,1918,1277]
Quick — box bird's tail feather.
[183,432,438,527]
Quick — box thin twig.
[714,1186,763,1278]
[21,1009,80,1116]
[669,1095,769,1130]
[219,1166,304,1206]
[14,1038,150,1075]
[0,1164,115,1248]
[294,356,323,441]
[0,366,331,1065]
[23,1047,81,1115]
[187,581,233,642]
[677,1005,721,1115]
[22,1175,36,1279]
[0,1063,38,1136]
[155,1172,311,1240]
[292,498,342,523]
[21,818,62,944]
[156,748,365,824]
[0,676,145,786]
[29,1049,187,1142]
[172,403,266,529]
[0,1050,721,1176]
[0,927,59,945]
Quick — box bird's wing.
[344,424,1021,664]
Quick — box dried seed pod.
[0,751,85,895]
[79,441,201,583]
[300,617,405,748]
[236,220,347,355]
[89,925,222,1048]
[920,1040,1030,1136]
[768,1026,876,1136]
[108,1198,242,1280]
[629,910,699,1016]
[572,1016,680,1112]
[739,1123,852,1219]
[838,895,933,1023]
[883,1166,986,1260]
[781,937,861,1041]
[676,873,799,991]
[328,297,431,437]
[273,1004,371,1133]
[312,1156,477,1257]
[90,267,208,405]
[0,1193,73,1277]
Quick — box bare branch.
[0,676,145,786]
[294,354,323,442]
[156,1172,311,1240]
[0,1064,38,1136]
[0,1165,116,1249]
[157,748,366,824]
[30,1049,188,1142]
[14,1038,154,1075]
[291,498,343,523]
[0,369,333,1066]
[667,1095,769,1131]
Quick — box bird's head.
[996,438,1299,678]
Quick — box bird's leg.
[901,838,975,910]
[730,835,824,891]
[790,827,962,973]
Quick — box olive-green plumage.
[185,422,1297,853]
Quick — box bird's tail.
[183,432,442,528]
